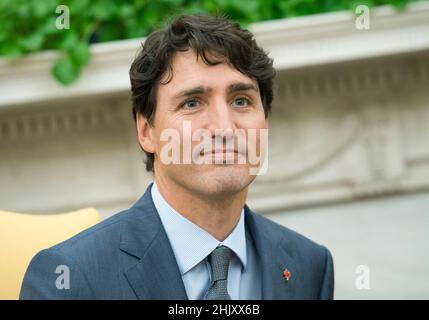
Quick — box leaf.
[19,32,45,51]
[56,30,79,50]
[69,0,90,13]
[31,0,57,19]
[391,0,410,10]
[70,41,91,67]
[160,0,185,6]
[43,16,61,36]
[0,45,23,58]
[119,4,134,18]
[99,24,122,42]
[90,1,118,20]
[52,55,79,85]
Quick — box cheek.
[152,119,192,159]
[242,119,268,154]
[240,114,268,132]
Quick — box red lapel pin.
[283,268,291,281]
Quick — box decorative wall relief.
[248,53,429,212]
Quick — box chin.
[195,165,255,196]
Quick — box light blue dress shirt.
[151,182,261,300]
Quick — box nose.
[206,98,237,137]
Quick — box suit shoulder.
[20,207,145,299]
[46,207,138,257]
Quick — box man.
[20,14,334,300]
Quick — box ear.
[136,113,156,154]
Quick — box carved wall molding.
[0,102,119,144]
[0,98,150,215]
[276,53,429,101]
[248,52,429,213]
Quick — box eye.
[233,97,251,107]
[181,98,201,109]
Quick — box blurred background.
[0,0,428,299]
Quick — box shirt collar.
[151,181,247,275]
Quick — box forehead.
[159,50,257,93]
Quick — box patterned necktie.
[204,245,232,300]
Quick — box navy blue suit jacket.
[20,183,334,299]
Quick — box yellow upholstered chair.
[0,208,101,300]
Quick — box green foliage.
[0,0,420,85]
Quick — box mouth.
[200,150,239,156]
[198,149,242,164]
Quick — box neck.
[154,176,247,241]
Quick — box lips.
[200,149,239,155]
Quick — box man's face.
[140,49,268,198]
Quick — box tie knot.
[209,245,232,282]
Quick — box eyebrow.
[173,82,259,101]
[173,86,212,100]
[227,82,259,94]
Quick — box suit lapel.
[245,205,298,300]
[119,183,188,300]
[118,183,298,300]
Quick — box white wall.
[265,191,429,299]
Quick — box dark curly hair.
[129,14,276,172]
